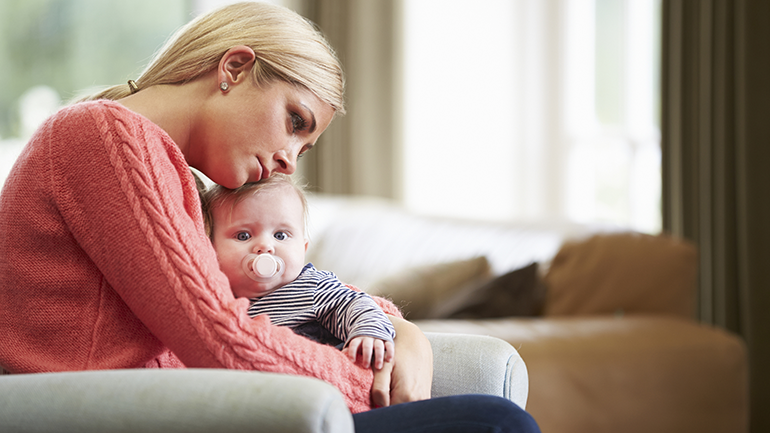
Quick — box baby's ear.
[304,239,309,252]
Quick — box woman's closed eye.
[291,113,308,133]
[297,143,313,159]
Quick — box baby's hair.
[201,174,308,239]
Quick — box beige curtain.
[662,0,770,430]
[297,0,401,199]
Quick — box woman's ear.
[218,45,256,88]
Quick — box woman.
[0,2,539,431]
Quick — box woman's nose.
[273,150,298,175]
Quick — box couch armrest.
[0,369,353,433]
[424,332,529,409]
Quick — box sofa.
[304,194,749,433]
[0,332,527,432]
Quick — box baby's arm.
[309,268,397,356]
[343,336,395,370]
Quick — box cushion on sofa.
[366,256,492,320]
[448,262,547,319]
[543,232,697,318]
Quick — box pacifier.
[242,253,285,282]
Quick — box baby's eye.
[274,231,288,241]
[236,232,251,241]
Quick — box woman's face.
[189,79,334,189]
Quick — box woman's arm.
[371,315,433,407]
[50,102,375,412]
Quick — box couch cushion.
[366,256,492,320]
[304,194,584,289]
[448,262,547,319]
[542,232,697,318]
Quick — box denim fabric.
[352,394,540,433]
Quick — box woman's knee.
[352,394,541,433]
[459,395,540,433]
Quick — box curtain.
[297,0,400,199]
[661,0,770,430]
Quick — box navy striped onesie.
[247,263,396,347]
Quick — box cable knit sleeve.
[48,102,376,412]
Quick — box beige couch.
[306,194,749,433]
[0,332,527,432]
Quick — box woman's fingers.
[371,358,393,408]
[386,316,433,405]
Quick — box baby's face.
[211,184,308,298]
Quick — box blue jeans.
[352,394,541,433]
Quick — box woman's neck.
[117,75,213,159]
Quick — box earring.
[219,82,229,92]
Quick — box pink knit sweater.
[0,100,400,413]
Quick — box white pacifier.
[242,253,285,282]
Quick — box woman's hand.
[371,315,433,407]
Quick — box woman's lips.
[260,161,271,180]
[249,158,267,183]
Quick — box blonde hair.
[202,174,308,239]
[81,2,345,114]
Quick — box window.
[0,0,190,186]
[2,0,662,236]
[401,0,661,233]
[0,0,302,188]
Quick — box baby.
[202,174,395,369]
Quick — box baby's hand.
[343,336,395,370]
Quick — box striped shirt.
[247,263,396,345]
